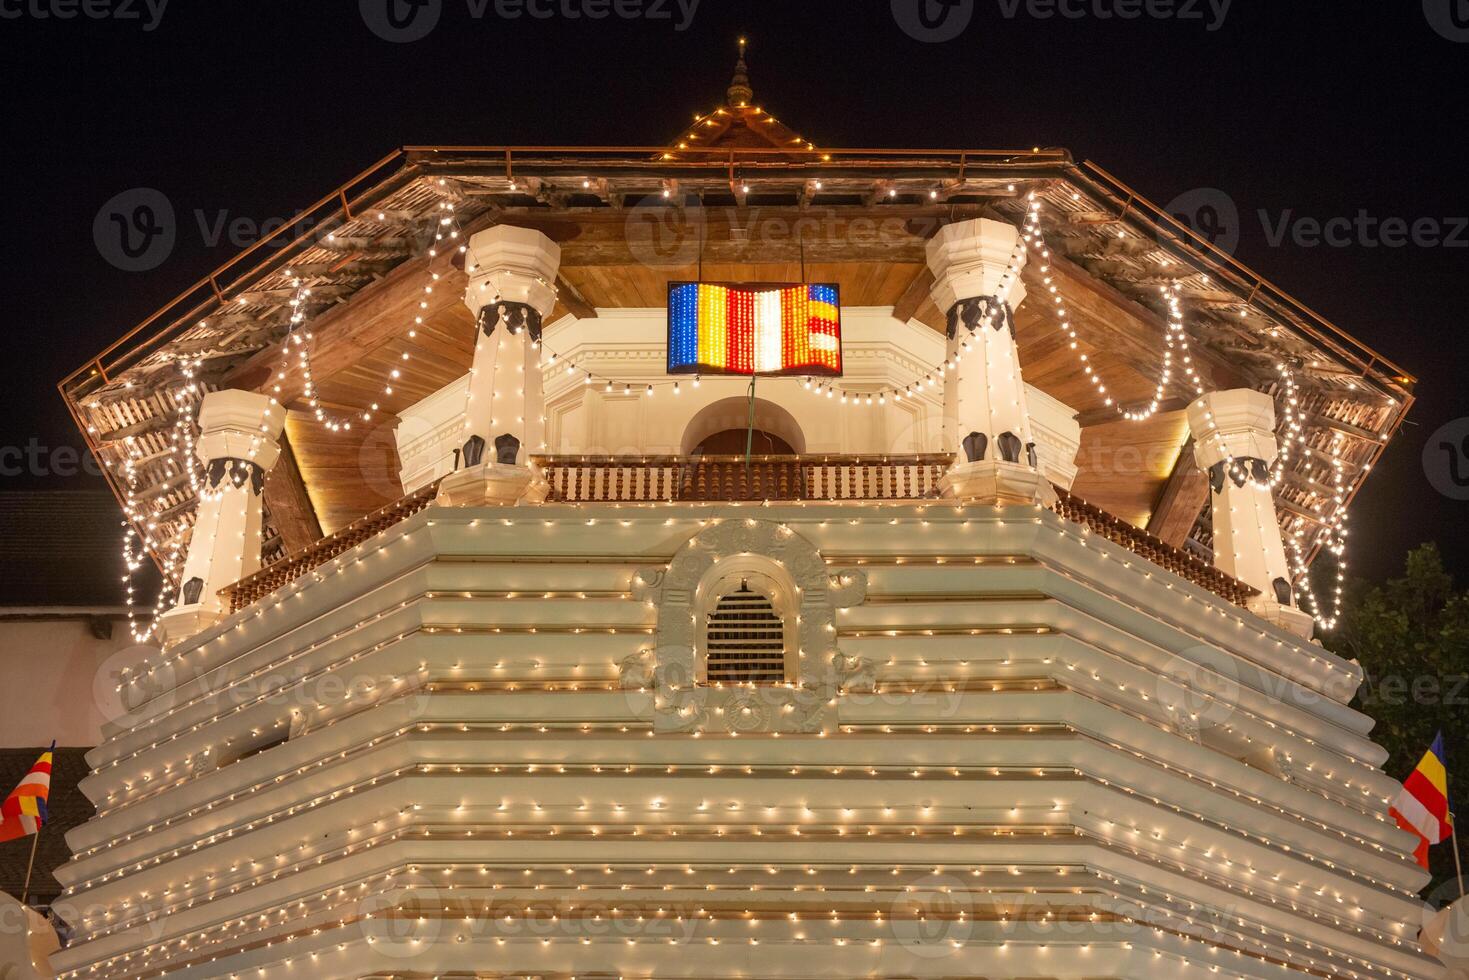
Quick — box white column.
[1187,389,1314,638]
[159,389,284,644]
[925,217,1048,504]
[1027,386,1083,491]
[437,225,561,506]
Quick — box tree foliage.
[1324,544,1469,895]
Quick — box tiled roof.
[0,491,155,607]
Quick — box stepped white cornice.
[53,503,1436,980]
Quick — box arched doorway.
[680,396,807,456]
[691,428,796,455]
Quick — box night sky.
[3,0,1465,584]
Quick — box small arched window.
[705,579,787,684]
[695,560,798,687]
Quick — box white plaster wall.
[397,308,1082,488]
[0,618,147,747]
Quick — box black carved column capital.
[205,458,266,495]
[1207,457,1270,493]
[945,295,1015,340]
[478,301,544,344]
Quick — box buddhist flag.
[0,743,54,844]
[667,282,842,377]
[1389,734,1452,869]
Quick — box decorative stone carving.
[945,294,1015,339]
[630,519,871,734]
[1207,456,1270,492]
[618,648,656,690]
[1274,751,1297,785]
[494,433,521,466]
[478,300,544,343]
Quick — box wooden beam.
[1030,251,1245,394]
[891,268,935,324]
[1305,411,1386,444]
[1146,437,1210,549]
[224,208,503,399]
[264,435,323,553]
[502,205,968,266]
[223,247,468,402]
[1074,397,1190,429]
[555,274,598,320]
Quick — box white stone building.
[47,57,1438,980]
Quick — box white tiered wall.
[51,502,1439,979]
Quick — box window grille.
[704,580,786,684]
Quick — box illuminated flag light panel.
[667,282,843,377]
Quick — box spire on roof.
[726,37,753,106]
[659,39,819,161]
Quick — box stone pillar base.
[1247,596,1316,640]
[436,463,544,507]
[941,460,1056,506]
[158,602,223,648]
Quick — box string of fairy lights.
[1268,362,1350,629]
[119,184,1358,642]
[77,510,1418,980]
[120,355,208,644]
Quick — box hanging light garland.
[120,355,207,643]
[1270,363,1349,630]
[271,275,347,431]
[122,187,1353,642]
[1023,190,1349,628]
[1024,192,1207,421]
[363,194,468,422]
[789,235,1025,407]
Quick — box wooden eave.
[59,145,1415,578]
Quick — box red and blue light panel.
[667,282,842,377]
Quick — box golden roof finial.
[726,36,753,107]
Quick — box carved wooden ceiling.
[62,147,1414,582]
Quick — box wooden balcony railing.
[222,478,443,613]
[220,455,1256,616]
[1050,488,1258,607]
[532,454,953,503]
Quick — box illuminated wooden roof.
[59,91,1414,583]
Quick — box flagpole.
[19,827,41,906]
[18,741,55,907]
[1453,813,1466,901]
